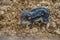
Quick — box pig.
[18,7,50,28]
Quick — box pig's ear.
[25,10,31,16]
[24,10,30,14]
[18,8,24,14]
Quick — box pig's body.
[18,7,50,27]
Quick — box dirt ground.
[0,0,60,40]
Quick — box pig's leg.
[27,19,33,28]
[46,22,50,29]
[43,18,50,30]
[17,16,23,26]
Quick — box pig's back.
[30,7,49,20]
[29,7,50,19]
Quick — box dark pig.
[18,7,50,28]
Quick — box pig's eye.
[26,15,30,19]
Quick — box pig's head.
[18,8,31,21]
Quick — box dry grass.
[0,0,60,40]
